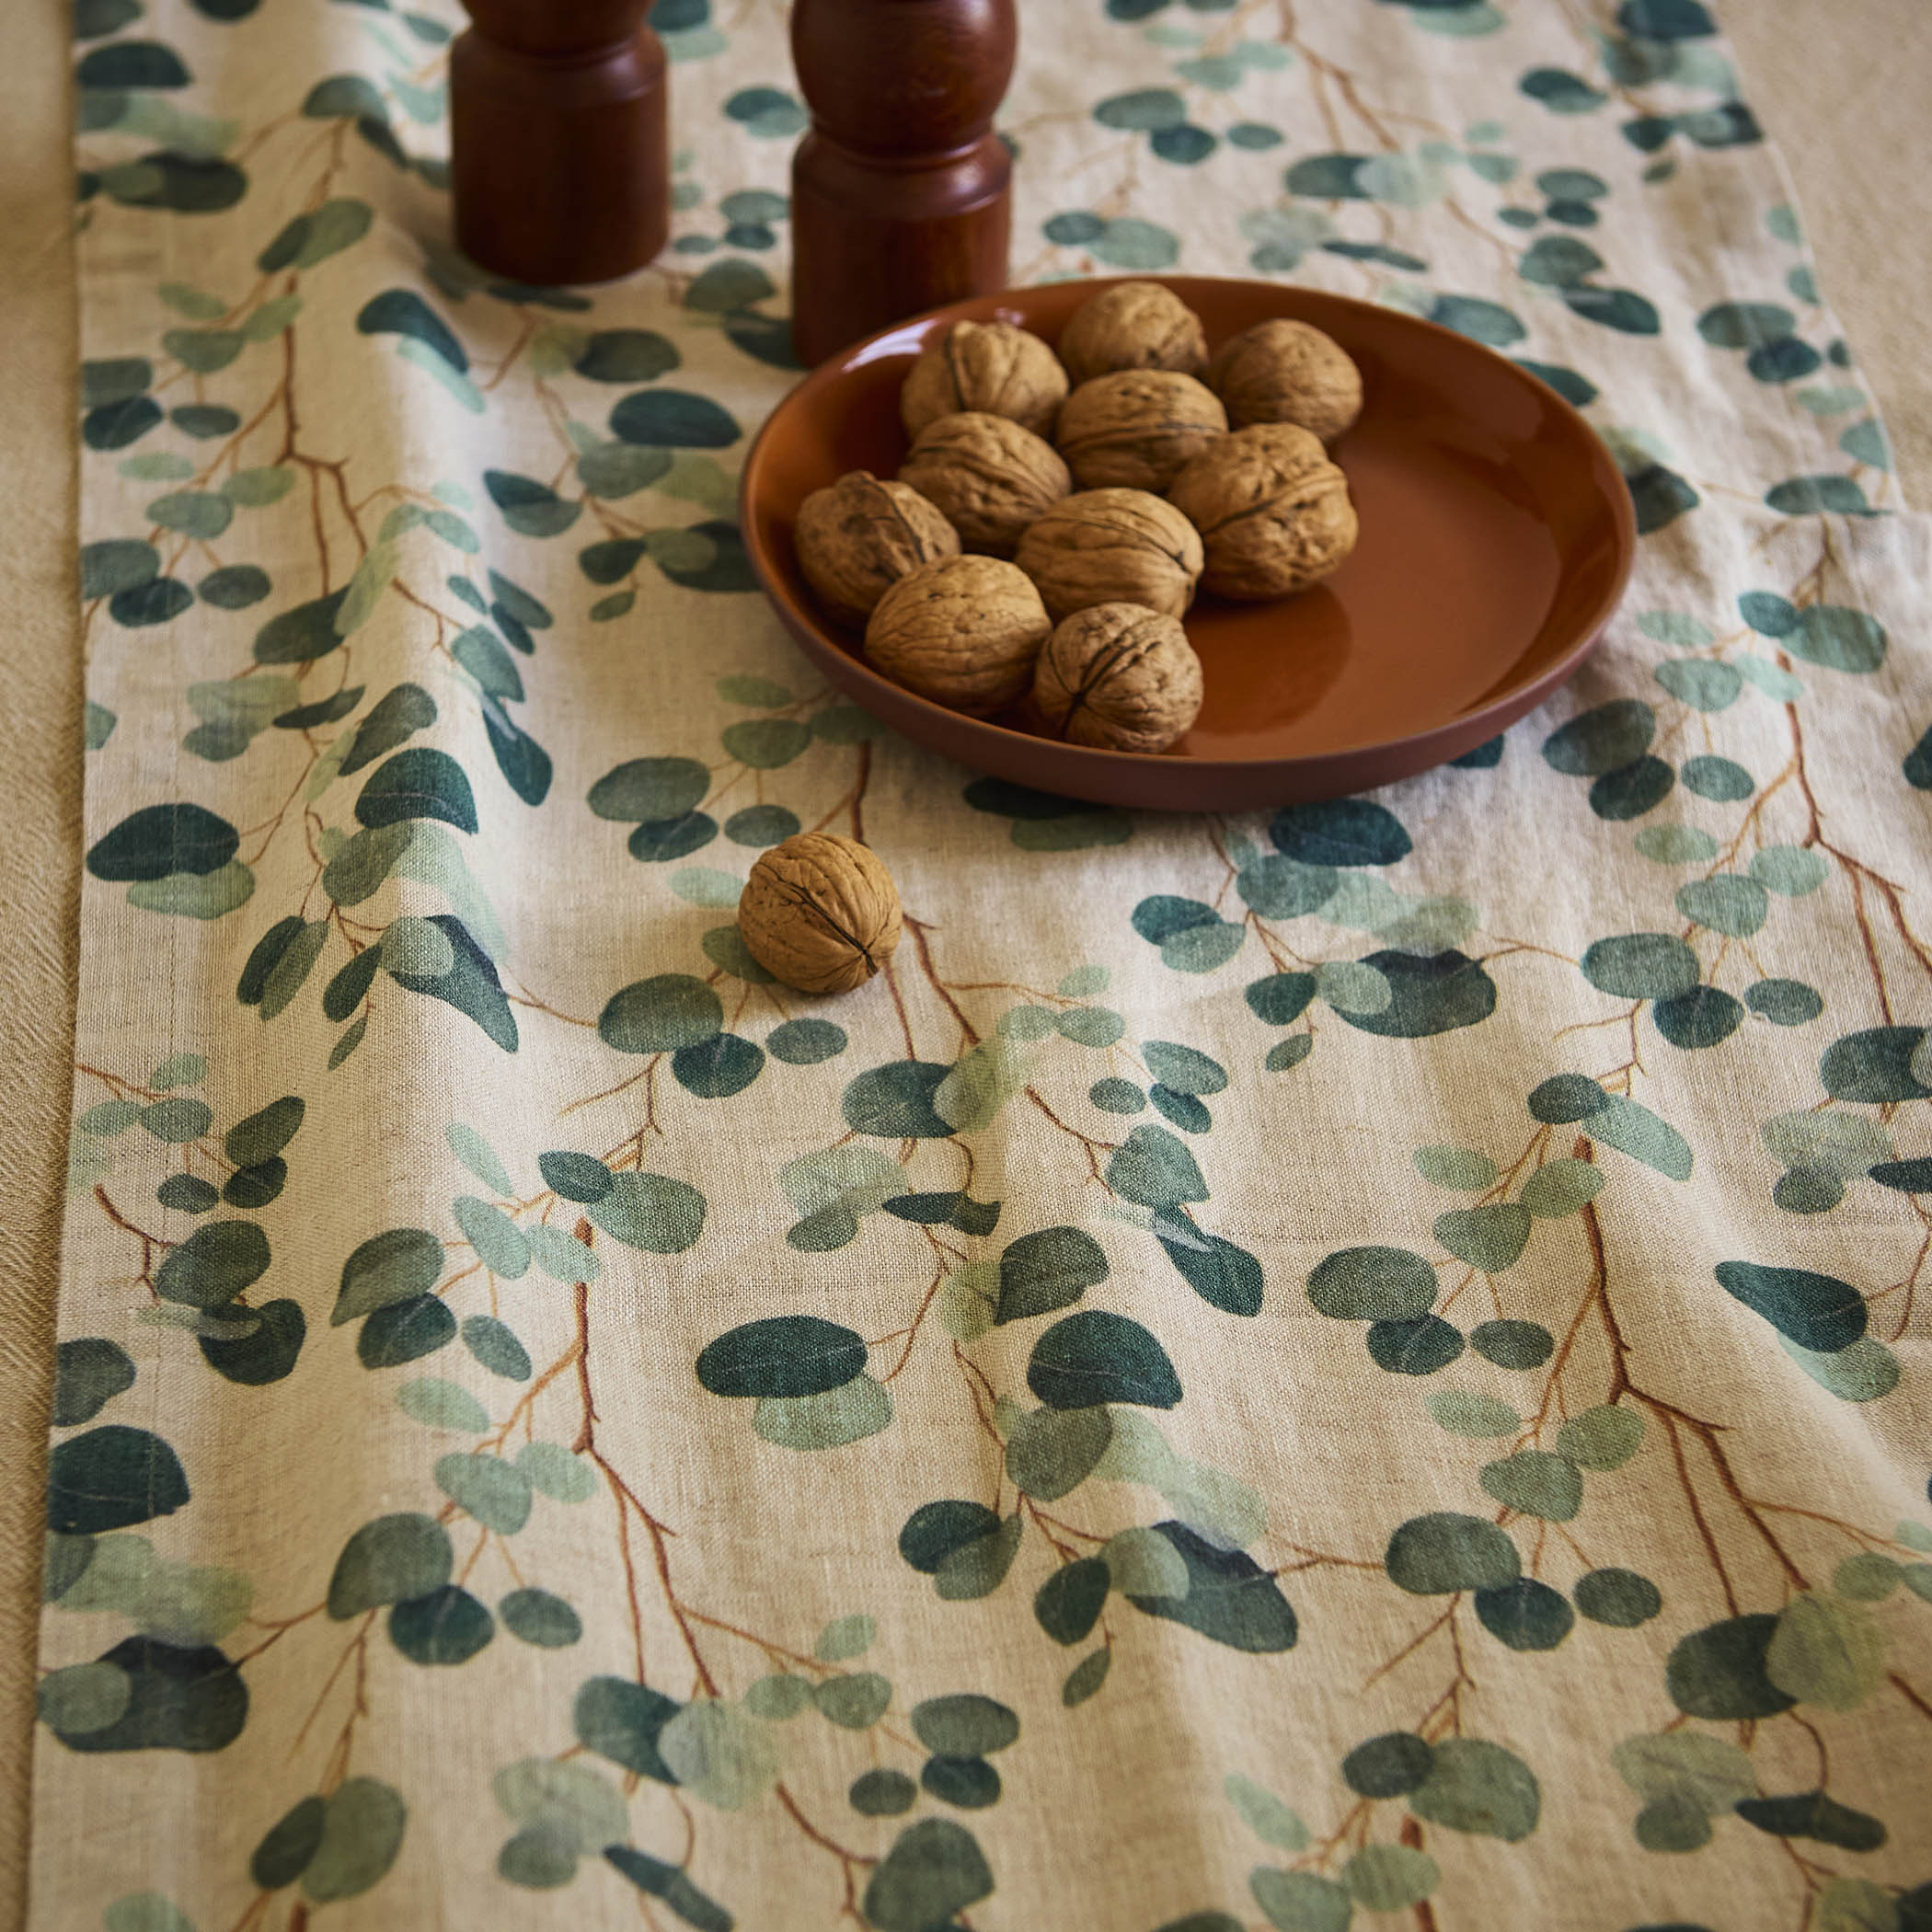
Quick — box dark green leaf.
[1028,1310,1180,1409]
[603,1847,733,1932]
[1269,799,1409,867]
[156,1174,218,1213]
[484,470,581,539]
[222,1159,285,1209]
[333,1227,443,1325]
[1734,1790,1885,1853]
[1342,1731,1434,1798]
[598,974,723,1053]
[1820,1027,1929,1102]
[357,1294,455,1367]
[45,1636,246,1753]
[354,748,477,833]
[1590,756,1674,819]
[356,287,466,373]
[1581,932,1700,999]
[585,1171,705,1252]
[224,1095,304,1167]
[80,538,159,598]
[1573,1567,1662,1626]
[1335,950,1495,1037]
[1035,1558,1110,1645]
[862,1821,994,1932]
[1245,972,1317,1024]
[1385,1512,1519,1594]
[52,1339,137,1428]
[1307,1246,1436,1320]
[1409,1737,1541,1839]
[673,1032,764,1098]
[1474,1577,1575,1650]
[199,1298,305,1386]
[842,1060,953,1138]
[1006,1405,1111,1501]
[1156,1217,1262,1316]
[696,1316,867,1398]
[339,684,436,776]
[995,1225,1109,1323]
[1666,1614,1795,1719]
[1714,1261,1866,1351]
[1543,699,1655,775]
[254,588,351,664]
[921,1754,1000,1809]
[155,1220,270,1309]
[388,1584,493,1664]
[1125,1521,1297,1652]
[575,1676,680,1782]
[479,700,552,807]
[251,1796,327,1889]
[574,328,680,382]
[850,1767,918,1816]
[199,565,271,610]
[1366,1316,1463,1374]
[104,152,247,214]
[48,1426,190,1534]
[1470,1319,1553,1369]
[236,917,305,1006]
[1105,1124,1206,1205]
[610,389,740,448]
[87,803,237,882]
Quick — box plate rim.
[739,273,1638,795]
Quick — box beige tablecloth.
[4,0,1930,1925]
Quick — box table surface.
[3,1,1929,1926]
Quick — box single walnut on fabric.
[1208,318,1363,444]
[1054,371,1227,493]
[1015,488,1204,622]
[1056,282,1209,387]
[865,556,1052,715]
[898,412,1072,558]
[1033,603,1203,753]
[738,833,903,995]
[900,320,1070,439]
[794,471,960,628]
[1167,422,1359,601]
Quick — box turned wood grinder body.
[451,0,670,286]
[789,0,1018,367]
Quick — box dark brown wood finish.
[789,0,1018,367]
[451,0,669,286]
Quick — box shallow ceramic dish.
[740,276,1635,812]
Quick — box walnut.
[738,833,902,995]
[1054,371,1227,493]
[898,412,1072,558]
[1014,488,1204,622]
[1167,422,1358,601]
[1208,318,1363,443]
[794,471,960,628]
[1033,603,1203,754]
[1056,282,1209,387]
[864,556,1052,714]
[901,321,1069,439]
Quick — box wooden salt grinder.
[450,0,670,286]
[789,0,1018,367]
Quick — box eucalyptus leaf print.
[42,0,1932,1923]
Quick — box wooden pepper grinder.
[789,0,1018,367]
[450,0,670,286]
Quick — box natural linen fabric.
[42,0,1932,1926]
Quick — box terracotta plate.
[740,277,1636,813]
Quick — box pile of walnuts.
[792,281,1363,755]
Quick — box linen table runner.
[45,0,1932,1926]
